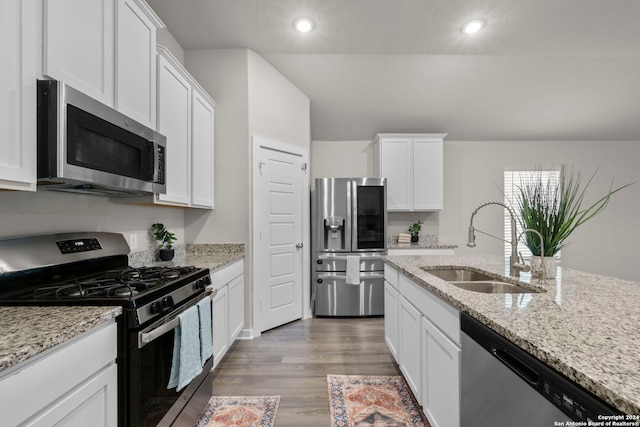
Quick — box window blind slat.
[503,169,560,259]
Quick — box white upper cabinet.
[190,88,215,208]
[115,0,160,129]
[43,0,115,106]
[155,46,216,209]
[374,133,446,211]
[0,0,38,191]
[156,51,191,205]
[43,0,162,127]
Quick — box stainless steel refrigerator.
[312,177,387,316]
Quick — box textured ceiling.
[147,0,640,141]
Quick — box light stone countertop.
[0,244,244,377]
[386,234,458,250]
[0,306,122,374]
[185,243,245,272]
[385,254,640,415]
[130,243,245,273]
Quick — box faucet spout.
[518,228,547,284]
[467,200,520,277]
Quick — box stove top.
[13,266,199,301]
[0,232,212,328]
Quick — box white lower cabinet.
[421,317,461,427]
[384,264,461,427]
[384,281,400,362]
[211,284,229,367]
[399,296,422,400]
[227,273,245,342]
[209,260,245,369]
[0,322,118,427]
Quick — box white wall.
[311,140,374,180]
[310,140,440,237]
[184,48,311,334]
[248,51,310,150]
[183,49,250,245]
[311,139,640,281]
[0,190,184,250]
[156,28,185,65]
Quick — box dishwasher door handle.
[492,345,540,386]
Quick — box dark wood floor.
[209,317,401,426]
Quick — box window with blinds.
[503,168,561,259]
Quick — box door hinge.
[301,162,307,171]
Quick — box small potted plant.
[408,220,423,243]
[151,223,177,261]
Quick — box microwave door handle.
[152,141,161,183]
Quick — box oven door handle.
[137,289,216,349]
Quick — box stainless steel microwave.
[37,80,166,196]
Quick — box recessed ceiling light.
[293,17,314,33]
[461,19,485,35]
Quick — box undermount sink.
[422,267,494,282]
[448,281,535,294]
[421,267,540,294]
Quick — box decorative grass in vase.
[515,165,633,277]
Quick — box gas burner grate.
[26,266,199,300]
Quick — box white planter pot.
[530,256,557,279]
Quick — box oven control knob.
[195,276,211,289]
[150,301,163,314]
[162,296,174,310]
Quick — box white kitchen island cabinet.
[0,0,38,191]
[0,322,118,427]
[385,266,461,427]
[374,133,446,211]
[383,264,400,363]
[399,295,423,400]
[421,316,460,427]
[209,259,245,368]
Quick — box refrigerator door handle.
[316,273,385,280]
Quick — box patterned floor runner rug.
[195,396,280,427]
[327,374,431,427]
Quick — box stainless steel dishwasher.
[460,313,622,426]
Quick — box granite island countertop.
[0,306,122,375]
[385,254,640,415]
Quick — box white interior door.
[253,138,305,333]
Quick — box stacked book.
[397,233,412,244]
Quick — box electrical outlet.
[129,233,137,250]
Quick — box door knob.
[296,243,303,248]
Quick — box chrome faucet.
[467,200,529,278]
[517,228,547,284]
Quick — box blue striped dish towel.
[197,297,213,365]
[167,305,203,391]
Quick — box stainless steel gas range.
[0,232,214,427]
